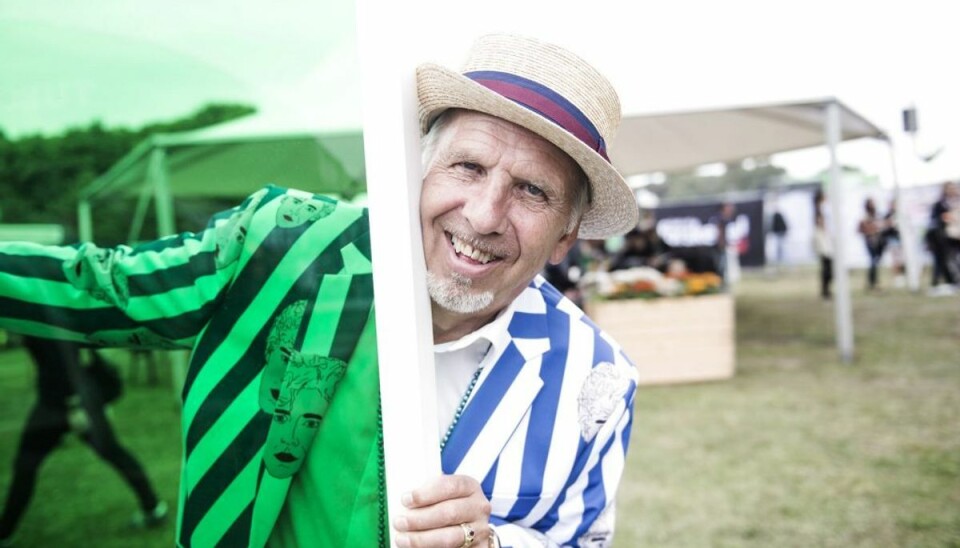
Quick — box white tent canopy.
[607,97,894,363]
[609,97,886,176]
[77,110,364,242]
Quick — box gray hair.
[421,109,590,235]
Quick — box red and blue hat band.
[465,70,609,162]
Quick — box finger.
[395,495,489,532]
[394,522,489,548]
[403,475,479,509]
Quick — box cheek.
[421,177,462,213]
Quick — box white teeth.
[450,235,494,264]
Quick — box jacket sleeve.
[0,188,269,349]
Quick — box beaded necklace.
[439,341,492,451]
[440,365,483,450]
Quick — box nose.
[282,427,299,447]
[462,178,509,235]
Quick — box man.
[0,33,638,547]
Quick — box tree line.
[0,103,255,244]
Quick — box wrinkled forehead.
[439,110,583,190]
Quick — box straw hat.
[417,33,638,240]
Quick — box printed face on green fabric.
[63,245,130,308]
[214,193,262,268]
[215,219,248,269]
[264,354,347,478]
[275,195,336,228]
[260,300,308,413]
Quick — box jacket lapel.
[441,284,552,478]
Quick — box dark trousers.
[820,256,833,299]
[929,230,959,286]
[0,404,158,539]
[864,240,885,289]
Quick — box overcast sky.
[1,0,956,186]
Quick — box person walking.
[0,336,167,546]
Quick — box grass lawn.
[0,266,957,547]
[614,267,960,547]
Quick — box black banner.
[654,199,766,268]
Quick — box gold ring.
[458,522,476,548]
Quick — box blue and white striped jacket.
[444,275,637,547]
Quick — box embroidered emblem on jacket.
[577,361,631,442]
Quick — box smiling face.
[420,110,583,342]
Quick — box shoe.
[927,284,958,297]
[132,500,168,529]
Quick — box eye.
[303,418,320,429]
[456,161,483,174]
[274,412,290,424]
[521,182,546,199]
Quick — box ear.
[548,222,581,265]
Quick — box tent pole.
[128,176,155,243]
[886,139,922,292]
[357,0,441,536]
[149,147,176,236]
[825,101,854,363]
[147,145,188,402]
[77,200,93,243]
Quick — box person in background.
[769,207,789,271]
[710,202,738,286]
[857,197,888,290]
[579,239,611,272]
[881,198,906,288]
[542,237,586,308]
[926,180,960,295]
[608,211,672,273]
[813,189,833,300]
[0,337,166,547]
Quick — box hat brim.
[417,63,639,240]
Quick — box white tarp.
[609,98,887,177]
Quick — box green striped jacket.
[0,185,384,547]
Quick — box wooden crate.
[586,293,735,385]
